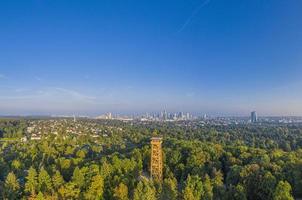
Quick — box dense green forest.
[0,119,26,138]
[0,118,301,200]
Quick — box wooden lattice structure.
[150,137,163,181]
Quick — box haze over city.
[1,0,302,116]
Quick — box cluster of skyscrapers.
[97,111,258,123]
[143,111,193,121]
[95,111,194,121]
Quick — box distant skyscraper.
[186,113,190,120]
[163,110,167,120]
[178,112,183,120]
[107,112,112,119]
[251,111,257,123]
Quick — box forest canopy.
[0,118,301,200]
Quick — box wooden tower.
[150,137,163,181]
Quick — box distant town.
[51,111,302,124]
[2,110,302,126]
[0,111,297,142]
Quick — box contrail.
[177,0,211,33]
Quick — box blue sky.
[1,0,302,116]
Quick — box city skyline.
[1,1,302,116]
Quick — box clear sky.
[1,0,302,116]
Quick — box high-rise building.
[178,112,184,120]
[150,137,163,181]
[163,110,167,121]
[173,113,177,120]
[160,111,164,119]
[186,113,190,120]
[251,111,257,123]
